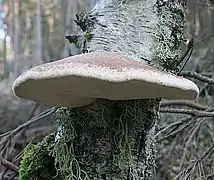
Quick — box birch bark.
[54,0,188,179]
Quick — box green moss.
[19,144,35,180]
[51,99,158,179]
[19,134,61,180]
[19,99,158,179]
[86,32,94,42]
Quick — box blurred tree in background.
[0,0,214,179]
[1,0,94,76]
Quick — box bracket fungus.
[12,52,199,108]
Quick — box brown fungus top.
[12,52,199,108]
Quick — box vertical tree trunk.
[34,0,188,179]
[36,0,43,64]
[13,0,20,74]
[63,0,76,57]
[7,1,14,55]
[3,29,7,76]
[55,99,160,180]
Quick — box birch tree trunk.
[52,0,188,180]
[63,0,77,57]
[21,1,188,180]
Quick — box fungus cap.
[12,52,199,107]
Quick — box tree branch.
[160,100,209,110]
[179,71,214,84]
[200,72,214,76]
[155,116,193,139]
[0,107,57,159]
[0,107,57,139]
[0,158,19,173]
[157,107,214,140]
[201,143,214,160]
[159,108,214,117]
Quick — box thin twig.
[0,107,57,139]
[1,168,9,180]
[0,104,38,139]
[0,107,58,178]
[157,107,214,141]
[178,40,194,73]
[160,100,209,110]
[156,116,192,137]
[200,72,214,76]
[201,143,214,160]
[179,71,214,84]
[8,172,18,180]
[159,108,214,117]
[156,117,195,142]
[178,34,214,72]
[0,107,58,162]
[176,142,214,180]
[27,103,39,120]
[179,119,204,169]
[0,159,19,173]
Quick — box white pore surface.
[12,52,199,107]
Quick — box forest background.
[0,0,214,179]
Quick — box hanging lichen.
[51,99,159,179]
[50,108,90,180]
[153,0,187,71]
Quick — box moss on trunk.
[52,99,160,180]
[19,134,62,180]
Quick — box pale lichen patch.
[153,0,187,70]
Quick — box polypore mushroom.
[12,52,199,108]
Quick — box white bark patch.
[88,0,159,63]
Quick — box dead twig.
[27,103,39,121]
[0,107,57,139]
[159,108,214,117]
[160,100,209,110]
[0,107,58,173]
[179,71,214,84]
[0,159,19,173]
[201,143,214,160]
[175,142,214,180]
[156,117,195,142]
[179,119,205,169]
[157,107,214,141]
